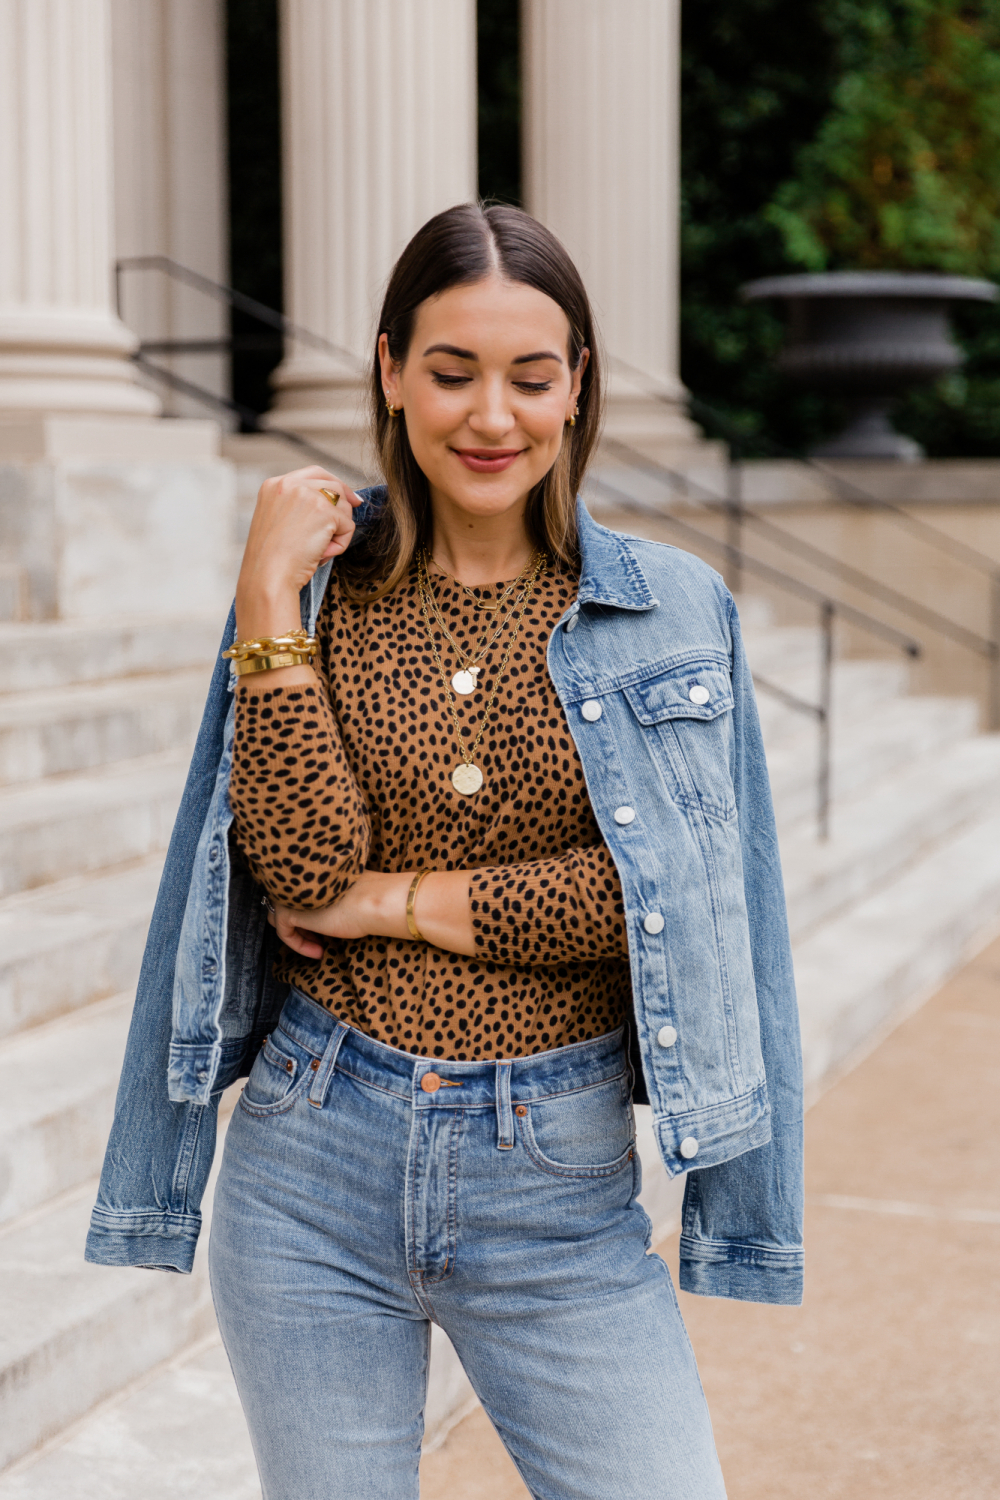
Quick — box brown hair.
[343,202,603,599]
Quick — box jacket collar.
[325,485,658,618]
[575,497,658,613]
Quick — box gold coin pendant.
[451,762,484,796]
[451,667,479,695]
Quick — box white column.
[0,0,159,418]
[111,0,230,420]
[265,0,477,461]
[523,0,703,460]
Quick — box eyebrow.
[422,343,564,366]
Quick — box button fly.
[421,1072,442,1093]
[688,685,710,705]
[581,699,602,722]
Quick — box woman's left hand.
[268,868,476,958]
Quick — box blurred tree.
[681,0,1000,456]
[478,0,521,204]
[226,0,283,425]
[769,1,1000,273]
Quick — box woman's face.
[379,274,587,523]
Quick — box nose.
[466,375,517,441]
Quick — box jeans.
[210,987,728,1499]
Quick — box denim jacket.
[86,490,804,1305]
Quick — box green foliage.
[680,0,1000,456]
[768,1,1000,273]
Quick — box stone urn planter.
[741,271,997,459]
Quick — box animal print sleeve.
[469,843,628,966]
[228,680,371,910]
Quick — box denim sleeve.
[677,596,805,1306]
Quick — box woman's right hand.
[235,466,364,641]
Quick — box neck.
[428,488,535,586]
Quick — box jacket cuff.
[85,1205,201,1274]
[678,1233,804,1306]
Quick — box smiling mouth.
[452,448,525,473]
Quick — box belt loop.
[308,1021,348,1109]
[496,1062,514,1150]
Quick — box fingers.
[273,905,325,960]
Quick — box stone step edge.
[0,1330,230,1486]
[0,850,164,921]
[795,810,1000,1099]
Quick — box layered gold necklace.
[416,549,548,796]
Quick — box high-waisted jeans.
[209,987,727,1499]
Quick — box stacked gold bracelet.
[222,628,319,677]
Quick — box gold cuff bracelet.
[406,870,431,942]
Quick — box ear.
[378,333,403,411]
[569,347,590,411]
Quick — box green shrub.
[768,1,1000,274]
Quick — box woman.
[88,204,803,1499]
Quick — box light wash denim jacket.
[86,491,804,1305]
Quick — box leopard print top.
[228,558,630,1060]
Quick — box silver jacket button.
[581,699,603,722]
[565,613,579,632]
[657,1025,677,1048]
[643,912,665,934]
[613,806,635,825]
[688,685,710,705]
[679,1136,699,1159]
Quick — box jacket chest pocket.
[623,661,736,822]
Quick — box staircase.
[1,599,999,1494]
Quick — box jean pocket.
[239,1030,317,1117]
[516,1074,635,1179]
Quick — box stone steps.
[794,801,1000,1092]
[767,692,978,834]
[782,733,1000,942]
[0,749,187,896]
[0,856,164,1039]
[0,993,131,1225]
[0,1183,216,1472]
[0,669,208,787]
[0,613,220,695]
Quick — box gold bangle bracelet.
[406,870,432,941]
[232,652,313,676]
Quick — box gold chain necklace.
[419,550,544,695]
[417,550,548,796]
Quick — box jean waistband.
[280,986,627,1110]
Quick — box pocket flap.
[624,662,733,726]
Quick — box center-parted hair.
[344,202,603,599]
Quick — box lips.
[452,448,525,474]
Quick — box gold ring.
[319,487,341,507]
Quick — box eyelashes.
[430,373,554,394]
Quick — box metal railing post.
[818,601,834,841]
[726,443,743,596]
[989,573,1000,731]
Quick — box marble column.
[0,0,159,418]
[264,0,477,466]
[523,0,705,462]
[110,0,230,420]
